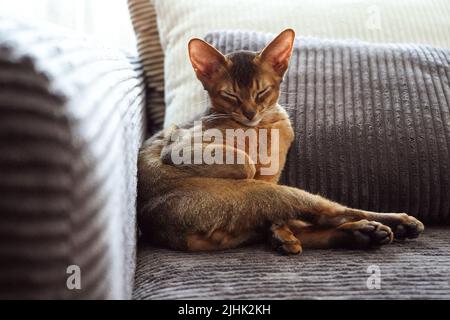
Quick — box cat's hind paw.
[270,222,302,255]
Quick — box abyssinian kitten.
[137,29,424,254]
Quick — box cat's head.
[188,29,295,126]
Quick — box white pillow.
[152,0,450,127]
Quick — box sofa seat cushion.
[133,227,450,299]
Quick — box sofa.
[1,2,450,299]
[0,17,145,299]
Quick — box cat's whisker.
[279,100,300,103]
[279,106,298,110]
[201,114,233,122]
[203,113,232,118]
[189,99,211,107]
[203,117,229,122]
[279,91,303,95]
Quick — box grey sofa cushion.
[134,227,450,299]
[204,31,450,224]
[0,17,146,299]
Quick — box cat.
[137,29,424,254]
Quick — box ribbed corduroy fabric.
[127,0,165,132]
[204,31,450,224]
[134,227,450,299]
[0,17,146,299]
[150,0,450,127]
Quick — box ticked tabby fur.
[137,29,424,254]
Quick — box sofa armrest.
[0,17,146,299]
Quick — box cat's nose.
[243,110,256,121]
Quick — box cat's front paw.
[338,220,393,249]
[393,213,424,240]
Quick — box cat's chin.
[235,117,262,127]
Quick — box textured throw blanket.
[205,31,450,224]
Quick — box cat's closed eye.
[256,86,271,101]
[220,90,241,103]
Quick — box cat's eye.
[220,91,240,103]
[256,87,271,100]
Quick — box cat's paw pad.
[393,214,424,240]
[339,220,393,249]
[270,223,302,255]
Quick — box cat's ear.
[259,29,295,76]
[188,39,226,83]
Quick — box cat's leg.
[186,220,393,253]
[269,218,392,254]
[269,221,303,254]
[276,187,424,240]
[161,142,256,179]
[185,224,302,253]
[139,178,424,251]
[339,208,423,240]
[308,202,424,240]
[186,229,260,251]
[286,219,393,249]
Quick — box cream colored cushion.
[147,0,450,127]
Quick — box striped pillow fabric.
[128,0,165,131]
